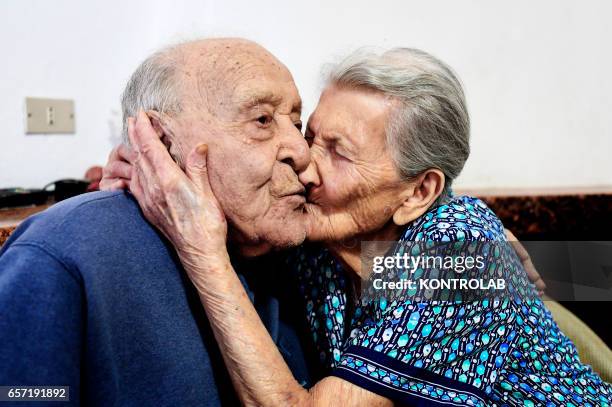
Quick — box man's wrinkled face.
[164,41,310,256]
[300,85,409,242]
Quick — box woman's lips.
[305,187,323,205]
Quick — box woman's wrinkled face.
[300,85,410,242]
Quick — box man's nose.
[278,124,311,173]
[298,160,320,189]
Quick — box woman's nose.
[299,161,320,189]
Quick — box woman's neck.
[326,222,404,281]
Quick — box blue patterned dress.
[287,195,611,406]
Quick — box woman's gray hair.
[120,45,183,141]
[326,47,470,202]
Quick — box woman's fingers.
[129,164,146,210]
[100,179,128,191]
[186,144,226,225]
[132,111,177,170]
[100,143,134,190]
[128,111,177,188]
[129,113,160,164]
[505,229,547,295]
[185,144,211,193]
[129,112,190,237]
[104,160,132,181]
[116,143,137,164]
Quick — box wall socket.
[25,97,75,134]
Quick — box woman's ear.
[392,169,445,226]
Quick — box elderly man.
[0,38,311,406]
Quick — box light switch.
[25,97,75,134]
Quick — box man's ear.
[145,110,181,163]
[392,169,445,226]
[145,110,169,141]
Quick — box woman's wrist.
[178,246,231,274]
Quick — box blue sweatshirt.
[0,191,310,406]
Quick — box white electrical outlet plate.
[25,97,75,134]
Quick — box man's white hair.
[120,44,183,141]
[326,47,470,202]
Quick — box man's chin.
[230,212,307,257]
[266,217,308,248]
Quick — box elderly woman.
[102,48,610,406]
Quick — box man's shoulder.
[2,191,160,259]
[39,189,139,219]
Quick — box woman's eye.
[331,145,349,161]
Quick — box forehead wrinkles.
[180,44,288,118]
[222,54,290,113]
[310,100,393,157]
